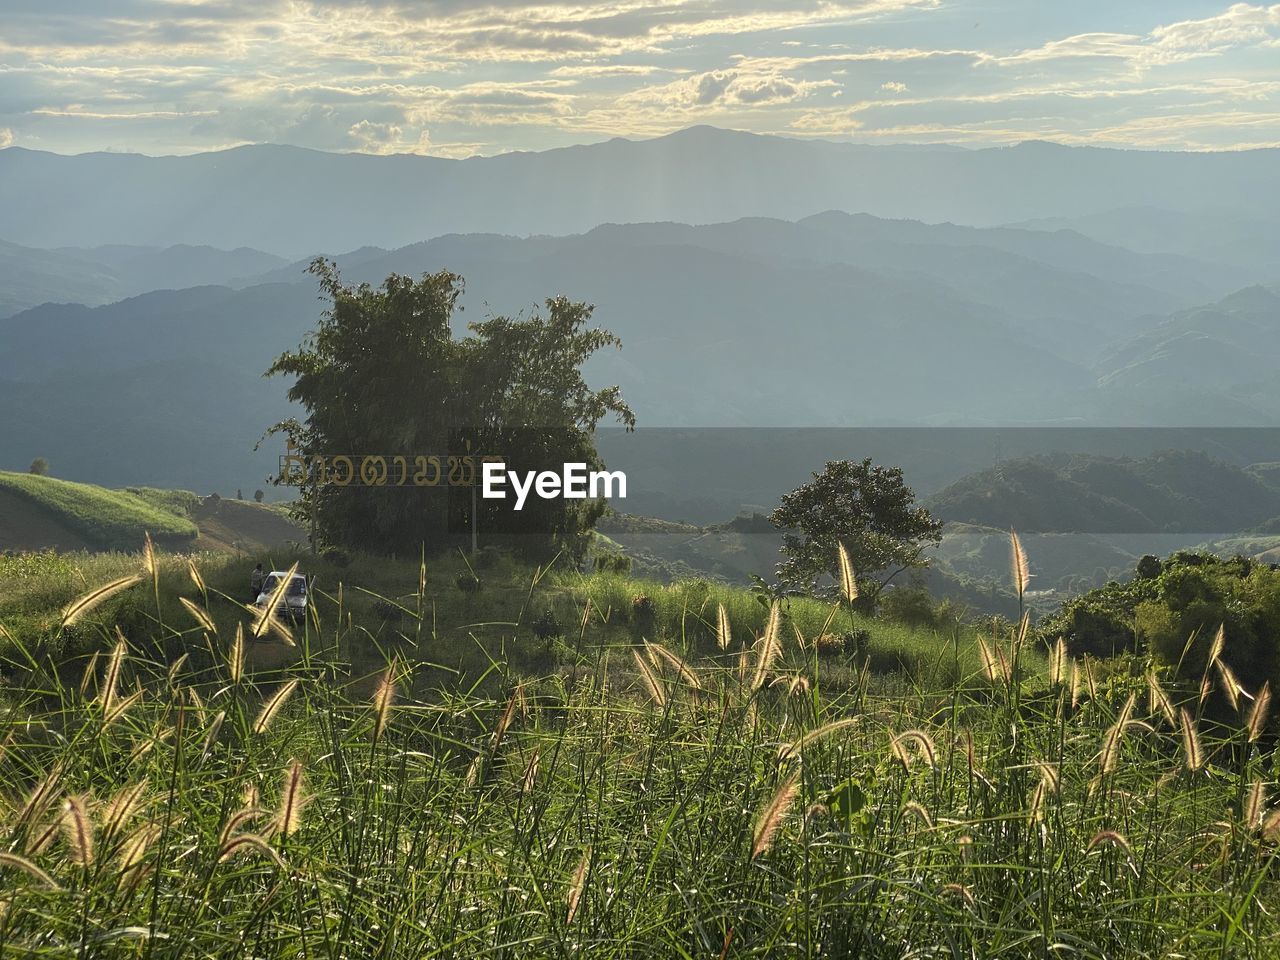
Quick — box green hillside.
[0,471,198,551]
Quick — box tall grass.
[0,546,1277,956]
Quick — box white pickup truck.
[254,570,310,622]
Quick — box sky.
[1,1,1278,157]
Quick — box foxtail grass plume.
[632,649,667,707]
[751,773,799,859]
[371,660,398,744]
[520,749,541,795]
[491,685,521,752]
[100,631,127,717]
[104,686,143,730]
[217,833,287,869]
[644,641,701,690]
[16,766,63,833]
[1087,829,1134,860]
[1083,657,1098,702]
[201,711,226,760]
[900,800,934,829]
[116,822,161,892]
[61,575,143,630]
[142,531,156,577]
[890,729,938,770]
[778,717,859,762]
[566,847,592,925]
[79,650,100,698]
[977,637,1002,683]
[1098,694,1136,776]
[716,603,732,650]
[837,541,857,604]
[179,597,216,635]
[1247,682,1272,743]
[750,602,783,692]
[1146,669,1177,726]
[102,779,148,839]
[1049,637,1067,688]
[1180,708,1205,772]
[253,678,300,735]
[0,853,61,890]
[187,559,206,597]
[1214,659,1249,712]
[274,758,308,837]
[251,562,298,642]
[1245,779,1266,830]
[1009,529,1031,600]
[61,795,95,865]
[1207,624,1225,668]
[229,623,245,684]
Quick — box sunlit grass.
[0,548,1276,956]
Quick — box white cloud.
[0,127,12,147]
[985,3,1280,69]
[880,80,908,92]
[347,119,404,152]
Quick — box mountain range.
[3,207,1279,496]
[2,127,1278,254]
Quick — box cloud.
[0,127,12,147]
[347,118,404,151]
[984,3,1280,69]
[1,1,1278,154]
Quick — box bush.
[631,594,657,630]
[593,552,632,575]
[530,608,562,642]
[1041,551,1280,696]
[1135,554,1162,580]
[878,586,941,630]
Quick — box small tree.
[770,458,942,604]
[254,489,265,503]
[28,457,49,476]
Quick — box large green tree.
[265,259,633,557]
[770,458,943,603]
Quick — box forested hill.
[927,451,1280,534]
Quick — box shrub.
[878,586,941,630]
[1135,554,1162,580]
[631,594,657,630]
[530,608,562,642]
[593,552,632,575]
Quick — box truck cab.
[254,570,310,622]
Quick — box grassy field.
[0,546,1277,956]
[0,472,198,551]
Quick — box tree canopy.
[770,458,943,602]
[265,259,633,558]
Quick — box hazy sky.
[2,1,1278,157]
